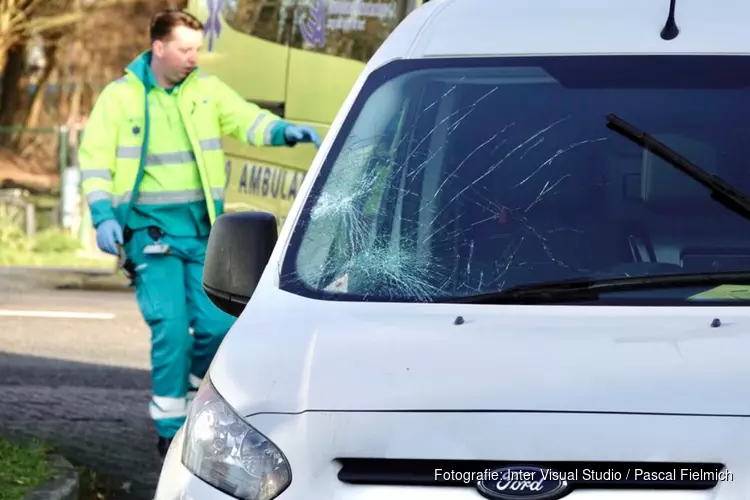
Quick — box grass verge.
[0,437,53,500]
[0,215,115,270]
[0,252,115,269]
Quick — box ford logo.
[476,465,570,500]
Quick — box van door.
[189,0,294,116]
[283,0,415,125]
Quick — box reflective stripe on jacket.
[78,50,291,231]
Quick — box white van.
[154,0,750,498]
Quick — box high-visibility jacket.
[78,50,292,235]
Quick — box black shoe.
[157,437,173,459]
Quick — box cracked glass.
[279,55,750,303]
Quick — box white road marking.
[0,310,115,320]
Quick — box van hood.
[209,290,750,418]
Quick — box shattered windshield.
[280,55,750,303]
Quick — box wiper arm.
[606,113,750,223]
[443,271,750,304]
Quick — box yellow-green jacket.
[78,51,293,236]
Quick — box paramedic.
[77,7,321,458]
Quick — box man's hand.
[96,219,124,256]
[284,125,321,148]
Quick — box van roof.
[373,0,750,65]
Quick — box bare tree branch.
[21,0,141,37]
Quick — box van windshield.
[279,55,750,304]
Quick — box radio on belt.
[144,226,171,255]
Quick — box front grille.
[337,458,726,490]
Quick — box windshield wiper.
[606,113,750,223]
[443,271,750,304]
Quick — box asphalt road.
[0,268,162,499]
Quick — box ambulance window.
[290,0,404,62]
[222,0,296,44]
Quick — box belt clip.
[147,226,164,241]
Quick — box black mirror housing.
[203,211,279,317]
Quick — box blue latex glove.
[96,219,123,256]
[284,124,321,148]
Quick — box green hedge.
[0,214,82,265]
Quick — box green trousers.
[124,227,236,438]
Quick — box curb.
[24,454,79,500]
[0,265,115,276]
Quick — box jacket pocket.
[191,98,222,140]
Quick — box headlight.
[181,377,291,500]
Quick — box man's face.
[153,25,203,85]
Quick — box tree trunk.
[23,38,59,130]
[0,43,25,146]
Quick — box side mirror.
[203,211,278,317]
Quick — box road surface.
[0,268,162,499]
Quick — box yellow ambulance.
[185,0,429,228]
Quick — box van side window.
[222,0,295,44]
[290,0,404,62]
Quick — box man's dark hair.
[150,8,204,43]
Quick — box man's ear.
[152,40,164,57]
